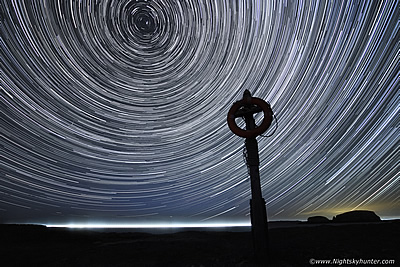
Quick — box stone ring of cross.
[227,93,273,139]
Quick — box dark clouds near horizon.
[0,0,399,224]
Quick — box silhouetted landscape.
[1,219,399,266]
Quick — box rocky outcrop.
[307,216,330,223]
[332,210,381,223]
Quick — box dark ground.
[1,220,399,266]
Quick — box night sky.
[0,1,399,226]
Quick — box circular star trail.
[0,0,399,224]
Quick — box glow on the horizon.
[45,222,252,229]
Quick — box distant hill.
[333,210,381,223]
[307,216,330,223]
[307,210,381,224]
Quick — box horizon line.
[45,222,252,229]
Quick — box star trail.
[0,0,399,225]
